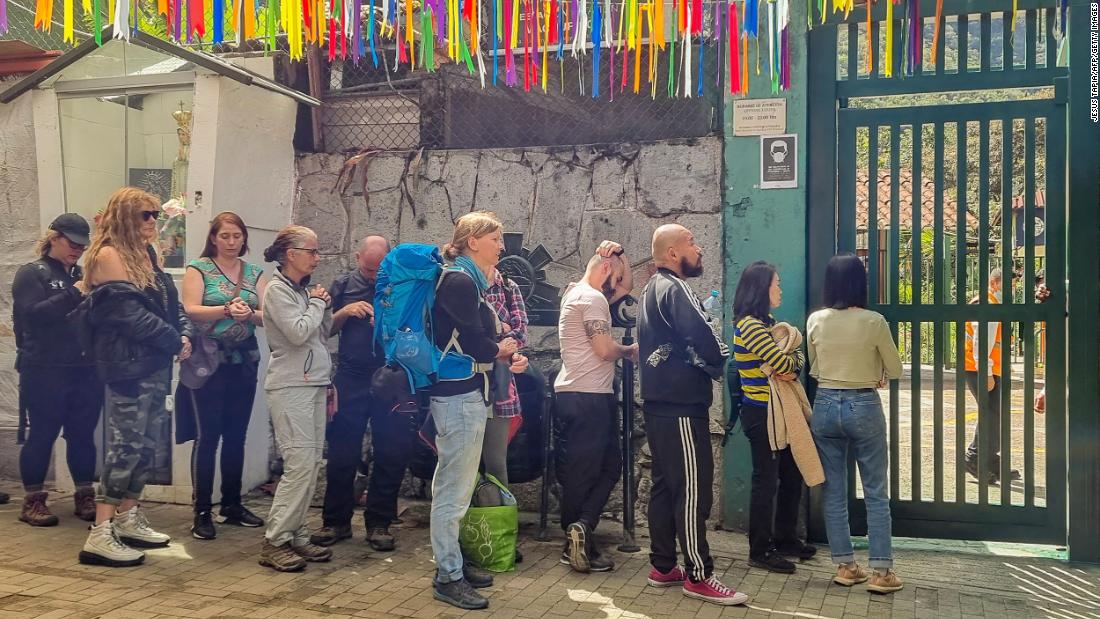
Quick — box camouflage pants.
[97,368,172,505]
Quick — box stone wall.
[0,87,44,480]
[294,137,729,528]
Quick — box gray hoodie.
[262,268,334,391]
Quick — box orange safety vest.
[964,291,1002,376]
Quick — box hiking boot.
[964,456,998,484]
[191,511,216,540]
[566,522,591,573]
[291,540,333,562]
[217,504,264,528]
[833,562,870,586]
[647,565,687,587]
[868,569,904,593]
[776,541,818,561]
[310,524,352,547]
[73,487,96,522]
[682,575,750,606]
[433,578,489,610]
[78,521,145,567]
[748,551,796,574]
[463,561,494,588]
[19,491,59,527]
[113,506,170,548]
[367,527,395,551]
[0,492,8,505]
[259,539,306,572]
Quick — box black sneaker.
[310,524,353,547]
[776,541,817,561]
[433,578,488,610]
[748,552,796,574]
[0,492,9,505]
[191,511,216,540]
[463,562,494,589]
[588,550,615,572]
[217,504,264,528]
[566,522,591,572]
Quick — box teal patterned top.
[187,257,264,364]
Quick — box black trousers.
[322,370,416,528]
[19,365,103,491]
[964,372,1003,469]
[741,403,803,559]
[645,412,714,582]
[554,392,621,535]
[190,361,258,512]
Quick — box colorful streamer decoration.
[24,0,1047,101]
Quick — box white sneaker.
[79,521,145,567]
[113,506,171,548]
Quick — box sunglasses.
[63,238,87,251]
[141,210,161,221]
[291,247,320,256]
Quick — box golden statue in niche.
[173,102,193,164]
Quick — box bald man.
[637,224,746,606]
[311,236,412,552]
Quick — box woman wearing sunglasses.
[79,187,194,567]
[179,212,267,541]
[258,225,334,572]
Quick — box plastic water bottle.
[702,290,720,314]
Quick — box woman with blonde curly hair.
[428,211,528,610]
[79,187,193,567]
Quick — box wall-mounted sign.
[760,134,798,189]
[732,98,787,136]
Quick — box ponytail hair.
[264,225,316,265]
[442,211,502,261]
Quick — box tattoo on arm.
[584,320,610,339]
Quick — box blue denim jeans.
[811,388,893,569]
[429,390,490,583]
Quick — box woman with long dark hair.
[80,187,194,567]
[180,212,267,540]
[807,253,903,593]
[731,261,815,574]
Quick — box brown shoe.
[868,569,904,594]
[833,562,869,586]
[292,540,333,562]
[259,539,306,572]
[19,491,59,527]
[73,487,96,522]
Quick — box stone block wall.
[294,137,729,528]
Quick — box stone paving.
[0,488,1096,619]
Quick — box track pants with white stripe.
[645,412,714,582]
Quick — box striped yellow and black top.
[733,315,802,407]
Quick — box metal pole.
[613,295,641,553]
[535,385,554,541]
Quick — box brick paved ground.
[0,489,1095,619]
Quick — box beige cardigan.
[761,322,825,487]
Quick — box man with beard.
[637,224,747,606]
[555,244,636,573]
[311,236,412,552]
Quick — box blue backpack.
[373,243,490,391]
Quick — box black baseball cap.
[49,213,91,246]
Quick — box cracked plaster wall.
[294,137,730,528]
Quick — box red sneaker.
[682,575,749,606]
[647,565,687,587]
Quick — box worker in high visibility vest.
[963,268,1020,485]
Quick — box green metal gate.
[808,3,1068,544]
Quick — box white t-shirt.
[554,282,615,394]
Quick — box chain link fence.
[320,41,722,153]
